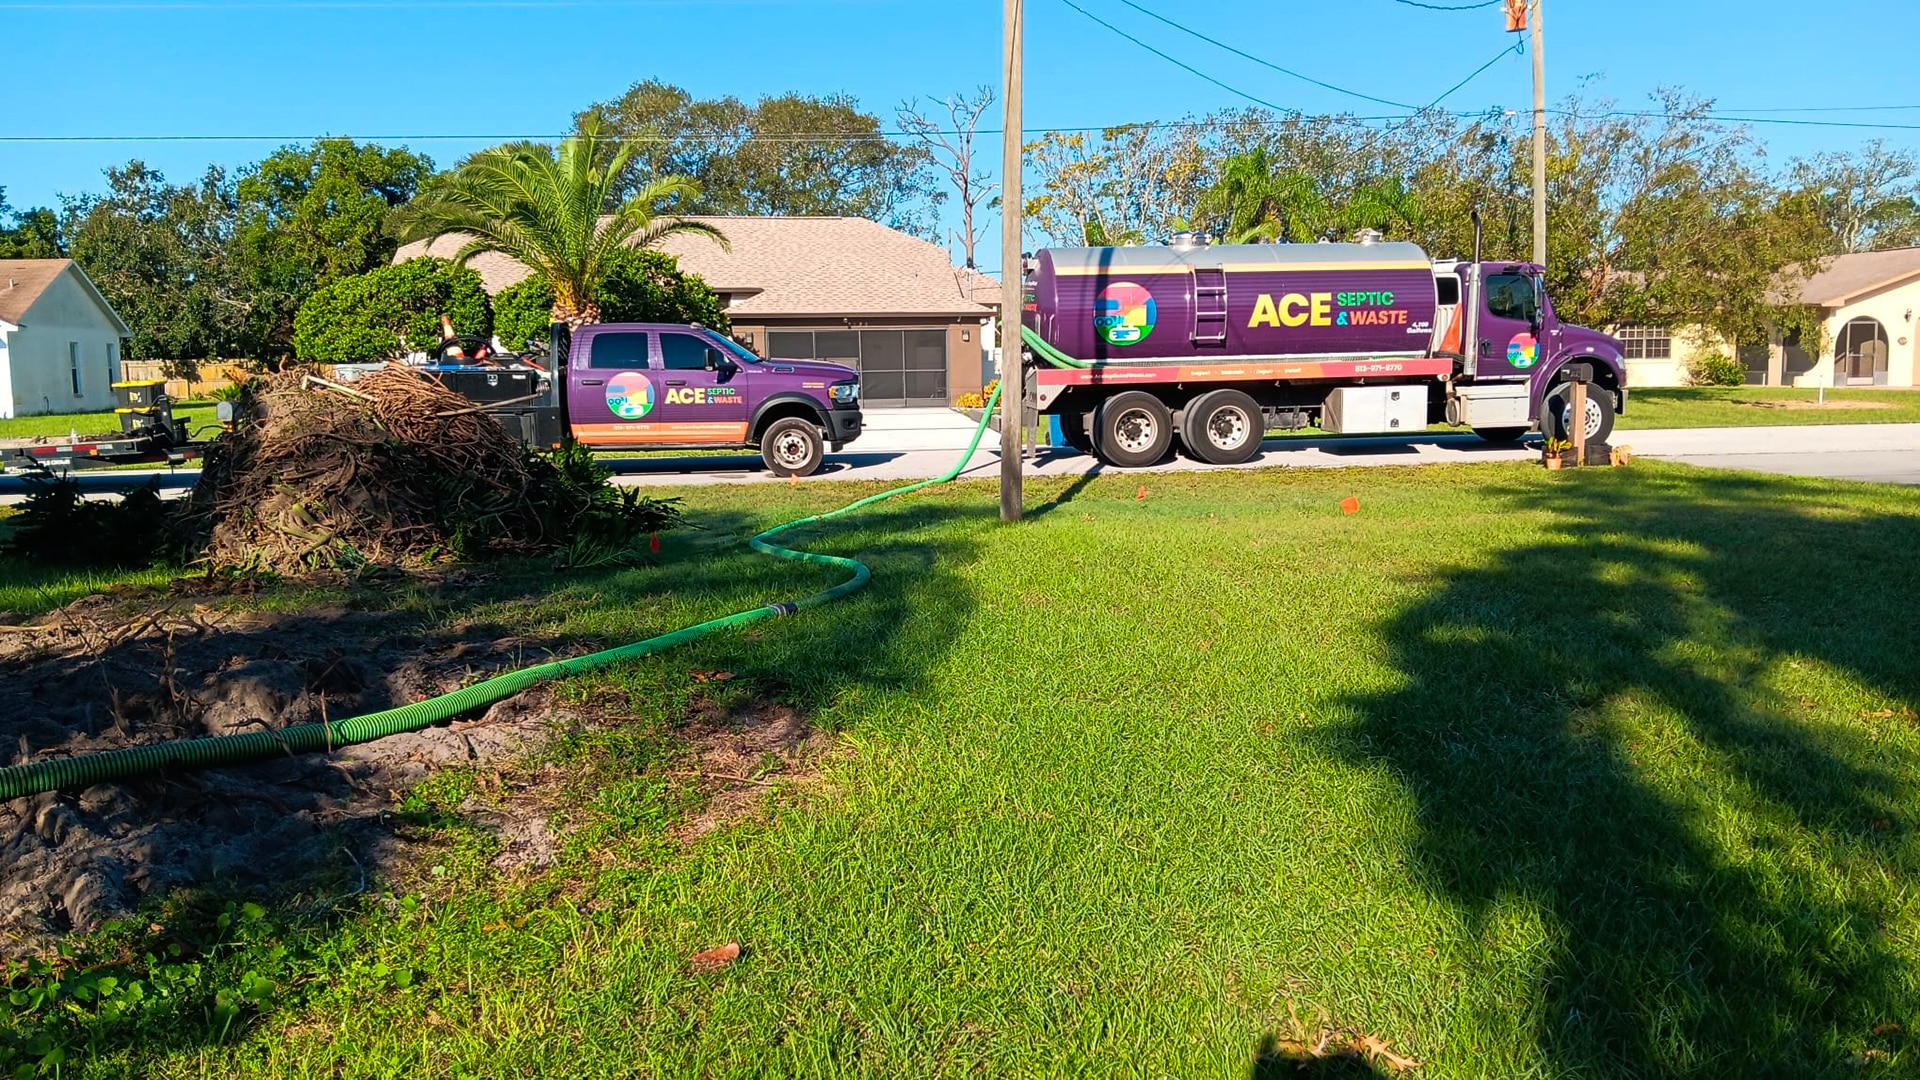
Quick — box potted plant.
[1542,437,1573,470]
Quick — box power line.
[1389,0,1501,9]
[0,116,1445,145]
[1051,0,1290,114]
[1111,0,1416,110]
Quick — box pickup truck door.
[652,330,750,443]
[1476,270,1545,380]
[568,328,655,446]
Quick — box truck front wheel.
[761,417,824,477]
[1545,384,1617,444]
[1180,389,1264,465]
[1091,391,1174,468]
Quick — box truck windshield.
[1486,273,1540,322]
[711,335,762,365]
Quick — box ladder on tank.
[1192,267,1229,346]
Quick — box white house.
[0,260,131,418]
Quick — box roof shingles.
[394,216,996,318]
[0,259,73,326]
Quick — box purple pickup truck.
[452,323,863,477]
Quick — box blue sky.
[4,0,1918,266]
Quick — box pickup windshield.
[711,334,762,365]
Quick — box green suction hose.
[0,382,1006,800]
[1021,325,1092,369]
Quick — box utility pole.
[999,0,1024,523]
[1529,0,1547,266]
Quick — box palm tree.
[393,118,726,328]
[1195,148,1330,244]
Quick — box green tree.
[0,187,64,258]
[492,248,729,351]
[63,161,241,375]
[393,118,726,329]
[227,139,434,355]
[1193,147,1329,242]
[578,80,938,237]
[1785,141,1920,254]
[291,257,489,363]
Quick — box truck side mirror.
[704,348,720,372]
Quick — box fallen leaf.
[1866,708,1894,718]
[1358,1034,1423,1072]
[1872,1023,1901,1036]
[1340,496,1360,515]
[1850,1048,1891,1065]
[689,942,741,973]
[690,670,736,683]
[649,533,661,553]
[1136,485,1148,500]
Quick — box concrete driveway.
[6,419,1919,504]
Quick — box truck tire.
[1545,383,1616,445]
[761,417,824,477]
[1091,391,1174,468]
[1058,410,1095,454]
[1472,427,1530,444]
[1180,389,1264,465]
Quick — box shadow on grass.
[0,496,992,1070]
[1332,467,1920,1075]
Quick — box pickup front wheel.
[761,417,824,477]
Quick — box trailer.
[0,380,208,474]
[1021,231,1628,468]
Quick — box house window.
[70,342,82,397]
[106,343,119,388]
[1616,326,1671,360]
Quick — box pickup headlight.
[829,380,859,405]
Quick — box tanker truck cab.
[564,323,862,477]
[1449,261,1627,445]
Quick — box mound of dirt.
[0,589,596,955]
[182,367,550,572]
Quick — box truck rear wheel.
[1058,410,1095,454]
[761,417,824,477]
[1545,384,1616,444]
[1180,389,1264,465]
[1091,391,1173,468]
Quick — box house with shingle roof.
[396,217,1001,407]
[0,260,131,418]
[1617,247,1920,388]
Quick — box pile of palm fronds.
[180,366,677,572]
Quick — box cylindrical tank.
[1025,239,1439,363]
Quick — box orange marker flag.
[1340,496,1360,515]
[1136,485,1148,501]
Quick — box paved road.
[6,422,1919,504]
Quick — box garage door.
[765,329,947,407]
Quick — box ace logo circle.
[1094,282,1157,346]
[606,372,655,418]
[1507,333,1539,369]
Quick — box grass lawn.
[8,462,1920,1077]
[0,401,220,442]
[1617,386,1920,429]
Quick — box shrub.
[1689,353,1746,387]
[291,258,490,363]
[493,249,730,351]
[2,475,176,569]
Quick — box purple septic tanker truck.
[1022,233,1627,468]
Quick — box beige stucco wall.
[1791,277,1920,388]
[1605,327,1736,388]
[0,269,123,417]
